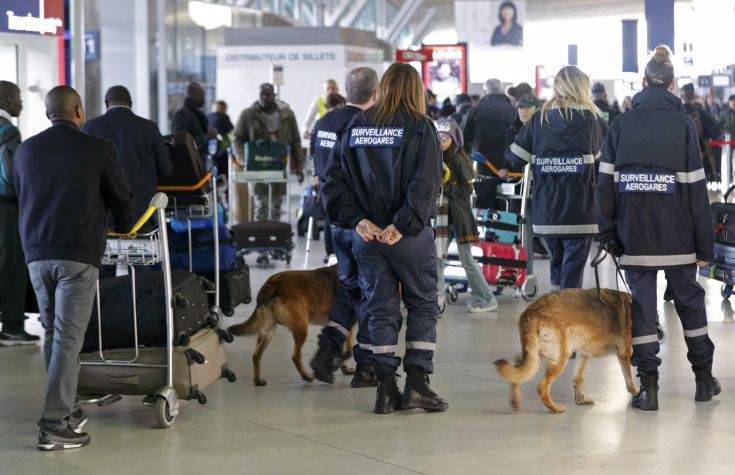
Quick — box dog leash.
[590,245,631,304]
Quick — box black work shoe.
[310,346,341,384]
[401,367,449,412]
[69,407,88,433]
[374,374,403,414]
[0,330,40,346]
[663,286,673,302]
[694,363,722,402]
[632,370,659,411]
[38,424,91,451]
[351,364,379,388]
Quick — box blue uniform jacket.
[597,86,714,269]
[310,105,361,181]
[507,106,606,237]
[321,110,441,237]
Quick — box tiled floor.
[2,233,735,474]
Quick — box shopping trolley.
[78,193,184,428]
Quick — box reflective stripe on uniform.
[599,162,615,175]
[327,321,350,337]
[406,341,436,351]
[632,334,659,345]
[621,253,697,267]
[372,345,398,354]
[683,326,709,338]
[611,169,706,184]
[529,154,596,165]
[510,143,532,162]
[358,343,373,350]
[532,224,599,234]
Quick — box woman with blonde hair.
[322,63,447,414]
[507,65,606,290]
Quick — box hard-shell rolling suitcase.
[202,263,252,317]
[231,220,293,249]
[475,241,527,287]
[78,327,236,403]
[82,270,216,353]
[477,209,520,244]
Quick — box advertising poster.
[455,1,526,51]
[422,44,468,102]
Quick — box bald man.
[171,82,217,157]
[14,85,133,450]
[303,79,339,139]
[0,80,39,346]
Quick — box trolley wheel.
[222,367,237,383]
[187,349,206,365]
[155,397,175,429]
[522,284,538,302]
[207,312,219,328]
[721,285,733,299]
[192,390,207,405]
[446,286,458,303]
[223,307,234,317]
[218,329,234,344]
[244,297,252,305]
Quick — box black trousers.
[0,202,28,334]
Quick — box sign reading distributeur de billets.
[2,0,64,36]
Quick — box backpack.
[688,109,718,182]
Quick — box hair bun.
[651,45,672,65]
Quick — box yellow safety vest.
[317,95,327,118]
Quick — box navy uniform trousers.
[545,237,593,289]
[317,227,371,365]
[625,265,715,371]
[351,226,438,379]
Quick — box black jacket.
[207,112,234,136]
[594,99,619,125]
[683,103,721,139]
[597,87,714,269]
[310,105,361,181]
[14,121,134,267]
[83,107,172,221]
[322,111,441,236]
[172,98,210,154]
[507,107,606,237]
[463,94,517,174]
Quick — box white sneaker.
[468,302,499,313]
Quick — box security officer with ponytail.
[598,45,719,411]
[322,63,447,415]
[308,67,379,388]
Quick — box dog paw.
[548,405,567,414]
[254,379,268,387]
[302,374,314,382]
[628,385,640,396]
[341,366,356,376]
[510,399,521,411]
[575,396,595,406]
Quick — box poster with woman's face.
[455,0,526,51]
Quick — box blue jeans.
[29,260,99,428]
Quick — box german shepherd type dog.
[495,288,639,413]
[227,265,354,386]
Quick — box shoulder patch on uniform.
[315,130,338,149]
[349,127,405,148]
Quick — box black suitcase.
[201,263,252,316]
[82,270,216,352]
[231,221,293,249]
[160,132,211,207]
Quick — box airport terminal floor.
[3,235,735,475]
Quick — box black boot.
[663,285,673,302]
[309,346,341,384]
[351,364,379,388]
[374,373,403,414]
[694,363,722,402]
[401,366,449,412]
[632,370,659,411]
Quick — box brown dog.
[227,265,354,386]
[494,288,639,413]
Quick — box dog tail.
[494,313,540,385]
[226,281,278,336]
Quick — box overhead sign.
[396,49,434,63]
[421,44,468,101]
[1,0,64,36]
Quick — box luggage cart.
[78,193,184,429]
[229,157,294,267]
[158,170,223,319]
[445,165,538,302]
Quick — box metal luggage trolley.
[158,169,223,319]
[228,156,293,266]
[444,165,538,303]
[79,193,183,428]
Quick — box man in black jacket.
[172,82,217,158]
[463,78,517,175]
[83,85,172,223]
[592,82,618,124]
[14,86,134,450]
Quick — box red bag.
[475,241,527,287]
